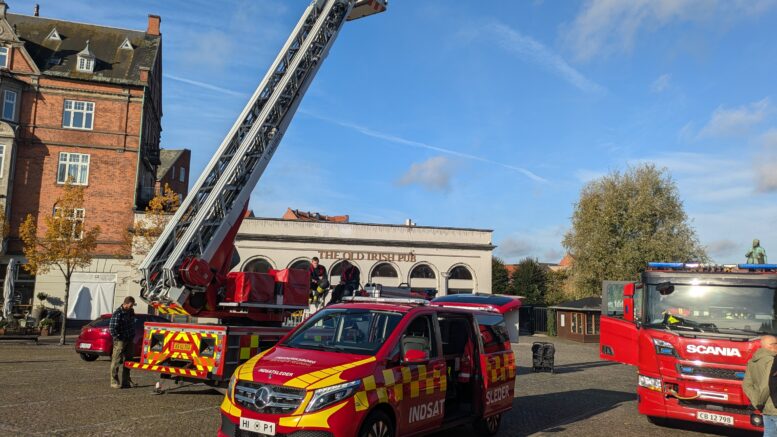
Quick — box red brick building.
[156,149,190,200]
[0,2,162,312]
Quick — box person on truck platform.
[329,260,360,305]
[743,335,777,436]
[109,296,136,389]
[308,257,329,305]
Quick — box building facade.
[0,2,163,318]
[551,297,602,343]
[156,149,190,200]
[235,217,494,296]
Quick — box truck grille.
[677,365,744,381]
[678,399,754,416]
[234,381,305,414]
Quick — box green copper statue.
[746,239,768,264]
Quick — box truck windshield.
[644,283,777,335]
[283,309,402,355]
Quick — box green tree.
[509,257,548,304]
[562,164,706,297]
[19,182,101,346]
[545,269,569,306]
[491,256,509,293]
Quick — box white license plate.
[239,417,276,436]
[79,343,91,349]
[696,411,734,426]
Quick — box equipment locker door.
[476,314,515,418]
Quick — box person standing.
[109,296,136,389]
[743,335,777,435]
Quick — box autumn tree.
[19,182,100,346]
[562,164,706,297]
[508,257,548,304]
[127,184,180,260]
[491,256,509,293]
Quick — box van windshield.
[282,309,403,355]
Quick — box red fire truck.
[125,0,389,387]
[600,262,777,432]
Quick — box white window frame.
[0,47,8,69]
[77,56,94,72]
[53,207,85,240]
[0,144,5,178]
[62,100,94,130]
[56,152,90,185]
[2,90,16,121]
[179,167,186,182]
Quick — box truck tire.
[358,410,395,437]
[79,353,98,362]
[474,413,501,436]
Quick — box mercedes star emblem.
[254,386,271,409]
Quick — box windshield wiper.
[714,327,767,336]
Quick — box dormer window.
[120,37,133,50]
[76,40,95,73]
[47,27,61,41]
[0,47,8,69]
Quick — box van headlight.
[305,380,362,413]
[227,374,237,401]
[638,374,663,392]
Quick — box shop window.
[586,313,599,335]
[449,265,473,280]
[289,259,311,271]
[572,313,584,334]
[242,257,273,274]
[410,264,435,279]
[371,263,398,278]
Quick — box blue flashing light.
[738,264,777,270]
[648,262,685,269]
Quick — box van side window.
[401,315,438,358]
[476,314,510,353]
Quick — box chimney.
[138,66,150,83]
[33,3,39,16]
[146,14,161,36]
[0,2,7,19]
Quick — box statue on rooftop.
[746,239,768,264]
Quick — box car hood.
[248,345,377,389]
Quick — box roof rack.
[340,296,429,306]
[431,303,500,313]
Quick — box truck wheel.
[474,413,501,436]
[359,410,395,437]
[79,353,98,362]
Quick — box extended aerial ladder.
[137,0,387,319]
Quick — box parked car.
[75,313,169,361]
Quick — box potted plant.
[38,318,53,336]
[32,292,49,321]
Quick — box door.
[395,313,446,436]
[476,314,515,417]
[599,316,639,365]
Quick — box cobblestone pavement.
[0,336,759,436]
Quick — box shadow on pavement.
[517,360,618,375]
[648,418,759,437]
[508,388,635,435]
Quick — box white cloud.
[397,157,453,192]
[164,74,247,97]
[705,239,739,258]
[302,111,548,183]
[497,237,535,260]
[755,129,777,192]
[651,74,671,93]
[698,98,770,138]
[488,22,604,94]
[180,30,236,71]
[564,0,777,61]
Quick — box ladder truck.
[124,0,388,387]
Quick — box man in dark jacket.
[109,296,136,388]
[309,257,328,305]
[743,335,777,435]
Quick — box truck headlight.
[638,374,663,392]
[652,338,676,356]
[305,380,362,413]
[227,374,237,401]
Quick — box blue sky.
[15,0,777,263]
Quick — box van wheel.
[474,413,501,436]
[359,410,394,437]
[79,353,98,362]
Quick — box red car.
[75,313,169,361]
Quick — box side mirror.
[657,282,675,296]
[403,349,429,364]
[623,283,635,322]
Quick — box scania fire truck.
[600,262,777,432]
[125,0,389,386]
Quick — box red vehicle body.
[600,263,777,432]
[75,313,169,361]
[431,293,521,314]
[219,299,516,437]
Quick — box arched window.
[330,261,360,279]
[289,259,311,271]
[410,264,435,279]
[449,265,473,280]
[371,263,398,278]
[242,257,273,274]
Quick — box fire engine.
[219,296,516,437]
[125,0,389,386]
[600,262,777,431]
